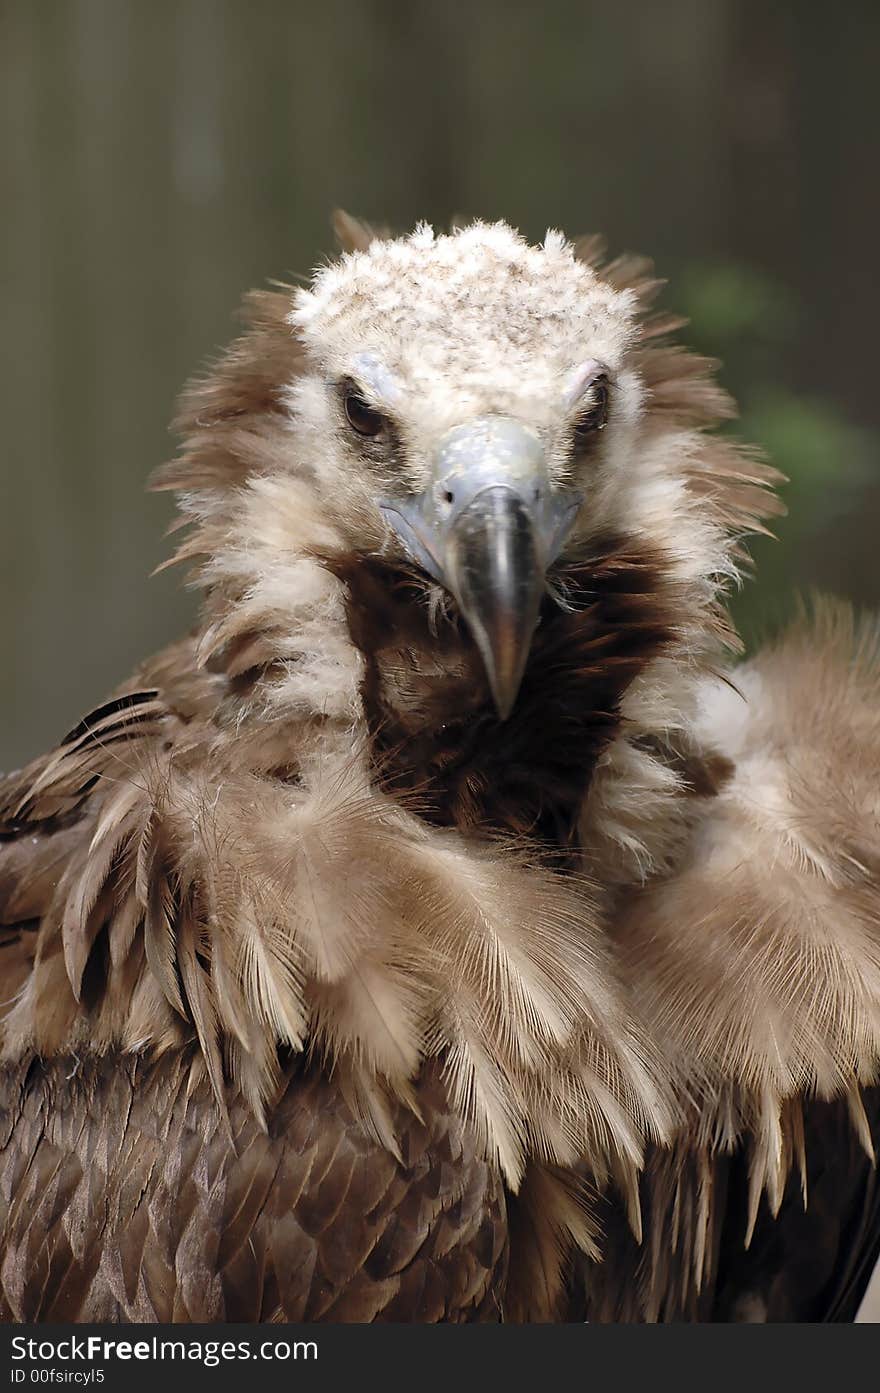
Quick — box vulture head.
[290,221,638,717]
[160,216,779,848]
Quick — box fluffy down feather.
[0,216,877,1322]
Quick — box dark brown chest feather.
[331,536,679,847]
[0,1053,508,1323]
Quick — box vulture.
[2,214,880,1325]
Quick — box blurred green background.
[2,0,878,770]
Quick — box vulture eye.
[344,388,386,438]
[573,376,610,446]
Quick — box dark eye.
[344,389,386,438]
[573,376,609,446]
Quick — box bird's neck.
[326,530,722,863]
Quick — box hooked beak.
[381,417,581,719]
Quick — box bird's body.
[1,217,879,1321]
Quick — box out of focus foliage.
[679,263,880,643]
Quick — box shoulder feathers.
[1,219,878,1322]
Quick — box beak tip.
[486,665,527,722]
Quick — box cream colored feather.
[1,219,877,1323]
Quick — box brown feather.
[2,219,877,1323]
